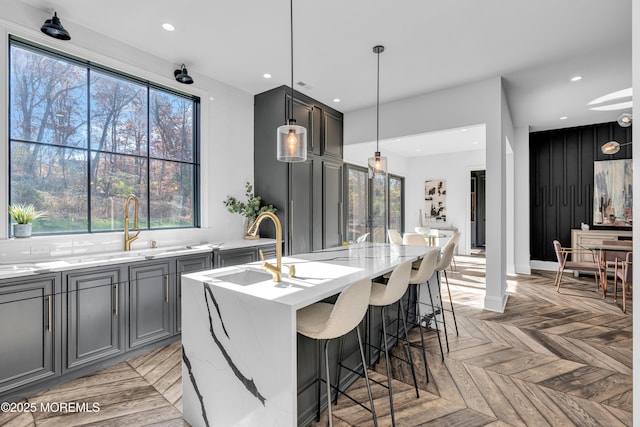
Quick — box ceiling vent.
[296,81,313,90]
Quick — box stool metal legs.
[321,328,377,427]
[423,282,446,360]
[442,270,459,336]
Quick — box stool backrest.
[375,261,412,306]
[387,229,403,245]
[403,233,427,246]
[435,241,456,271]
[410,249,438,284]
[321,278,372,340]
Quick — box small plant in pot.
[223,182,276,239]
[9,203,45,238]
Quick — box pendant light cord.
[376,48,380,152]
[289,0,294,122]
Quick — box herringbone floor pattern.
[1,254,631,426]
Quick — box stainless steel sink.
[206,269,274,286]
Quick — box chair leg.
[324,340,333,427]
[334,335,345,405]
[356,327,378,427]
[398,299,420,397]
[380,307,396,426]
[424,282,445,360]
[316,341,322,422]
[443,270,459,336]
[415,285,431,378]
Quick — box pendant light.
[601,140,632,155]
[276,0,307,162]
[41,11,71,40]
[368,45,387,178]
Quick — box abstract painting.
[593,159,632,227]
[424,179,446,222]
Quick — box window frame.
[8,36,201,236]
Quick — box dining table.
[579,241,632,298]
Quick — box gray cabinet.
[176,253,213,333]
[216,244,277,268]
[128,260,174,349]
[63,266,125,371]
[0,274,60,394]
[255,85,344,255]
[322,160,344,248]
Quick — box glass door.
[345,165,369,243]
[370,173,387,242]
[388,174,404,233]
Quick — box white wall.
[405,150,485,255]
[0,3,254,260]
[343,143,409,175]
[513,126,531,274]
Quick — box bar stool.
[436,241,459,351]
[447,231,461,271]
[297,278,378,427]
[368,260,418,426]
[408,249,444,365]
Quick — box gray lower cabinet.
[176,254,213,333]
[0,274,60,395]
[129,260,175,349]
[215,245,277,268]
[63,266,125,371]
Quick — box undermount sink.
[206,269,275,286]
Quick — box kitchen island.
[181,242,438,427]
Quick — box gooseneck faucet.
[124,194,141,251]
[247,211,282,282]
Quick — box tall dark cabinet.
[254,86,344,255]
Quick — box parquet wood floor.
[1,254,631,426]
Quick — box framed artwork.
[424,179,446,222]
[593,159,632,227]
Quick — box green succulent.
[8,203,46,224]
[223,182,276,219]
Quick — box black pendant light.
[368,45,387,178]
[276,0,307,162]
[41,12,71,40]
[174,64,194,84]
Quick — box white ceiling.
[17,0,632,136]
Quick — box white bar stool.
[435,241,459,350]
[368,260,418,426]
[296,278,378,427]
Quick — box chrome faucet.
[124,194,141,251]
[247,211,283,282]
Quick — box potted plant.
[223,182,276,239]
[8,203,46,238]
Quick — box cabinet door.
[176,254,213,333]
[216,248,258,268]
[286,95,320,155]
[63,267,125,371]
[323,161,344,248]
[0,275,59,394]
[289,158,314,255]
[129,261,174,349]
[322,111,343,159]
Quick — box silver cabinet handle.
[165,275,169,303]
[47,295,52,332]
[114,283,119,316]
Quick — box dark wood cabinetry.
[0,274,60,394]
[255,85,344,255]
[63,266,125,371]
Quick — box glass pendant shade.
[601,141,621,154]
[277,120,307,162]
[368,151,388,178]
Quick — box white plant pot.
[13,223,32,238]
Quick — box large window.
[9,39,200,235]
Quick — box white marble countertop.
[185,242,435,310]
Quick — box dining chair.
[552,240,602,296]
[387,229,403,245]
[614,252,633,313]
[445,231,461,271]
[403,233,427,246]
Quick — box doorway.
[471,170,486,248]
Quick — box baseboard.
[484,293,509,313]
[530,260,558,272]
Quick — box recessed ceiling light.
[416,148,421,152]
[333,98,340,103]
[560,116,568,120]
[570,75,583,82]
[162,23,175,32]
[461,128,468,132]
[396,138,401,142]
[209,97,214,101]
[472,141,479,144]
[263,73,272,79]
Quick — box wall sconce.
[174,64,194,84]
[41,12,71,40]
